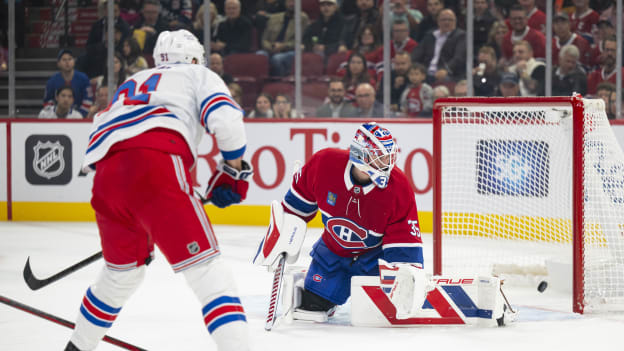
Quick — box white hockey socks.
[183,257,249,351]
[70,265,146,350]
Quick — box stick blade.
[23,257,45,291]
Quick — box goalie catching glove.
[253,200,307,271]
[204,159,253,208]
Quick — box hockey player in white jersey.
[65,30,252,350]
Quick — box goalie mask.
[153,29,205,66]
[349,122,398,189]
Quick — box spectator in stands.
[213,0,253,56]
[86,84,110,119]
[44,49,92,117]
[375,51,412,111]
[159,0,193,30]
[473,0,497,54]
[122,36,148,75]
[411,9,466,83]
[388,19,418,58]
[400,63,433,117]
[595,82,615,106]
[315,78,358,117]
[432,84,450,101]
[486,20,509,67]
[388,0,423,39]
[248,93,274,118]
[552,44,587,96]
[82,0,131,78]
[338,0,380,51]
[273,93,301,118]
[589,20,616,68]
[607,89,622,120]
[501,5,546,61]
[345,82,384,117]
[135,0,169,54]
[517,0,546,33]
[260,0,310,76]
[473,45,502,96]
[570,0,600,41]
[587,36,623,95]
[227,82,244,109]
[118,0,142,27]
[453,79,468,96]
[415,0,444,42]
[39,87,84,119]
[350,24,383,64]
[341,52,376,102]
[497,71,520,97]
[92,52,127,89]
[209,52,234,85]
[303,0,345,58]
[553,13,591,66]
[507,40,545,96]
[192,2,224,43]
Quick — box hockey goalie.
[253,122,516,327]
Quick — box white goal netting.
[436,98,624,313]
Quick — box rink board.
[3,119,624,231]
[2,119,434,228]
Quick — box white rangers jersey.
[82,63,245,171]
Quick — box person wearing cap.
[38,87,84,119]
[552,13,590,66]
[303,0,345,58]
[43,49,93,117]
[498,71,520,97]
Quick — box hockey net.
[432,96,624,314]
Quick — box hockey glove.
[205,159,253,208]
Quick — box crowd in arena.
[37,0,624,119]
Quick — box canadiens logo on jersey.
[326,217,382,249]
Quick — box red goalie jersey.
[282,148,423,266]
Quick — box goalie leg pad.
[253,200,307,269]
[70,266,146,350]
[379,259,433,319]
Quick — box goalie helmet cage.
[432,95,624,314]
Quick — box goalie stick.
[23,252,103,291]
[0,294,146,350]
[265,253,286,331]
[23,192,211,291]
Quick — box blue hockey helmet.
[349,122,398,189]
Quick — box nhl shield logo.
[25,135,72,185]
[33,141,65,179]
[187,241,200,255]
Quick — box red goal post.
[432,95,624,314]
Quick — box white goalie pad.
[351,274,517,327]
[253,200,307,270]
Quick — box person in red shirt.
[501,4,546,60]
[587,36,624,95]
[552,13,591,66]
[569,0,600,41]
[518,0,545,32]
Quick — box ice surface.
[1,222,622,350]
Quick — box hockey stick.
[23,252,103,291]
[0,294,146,350]
[265,253,286,331]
